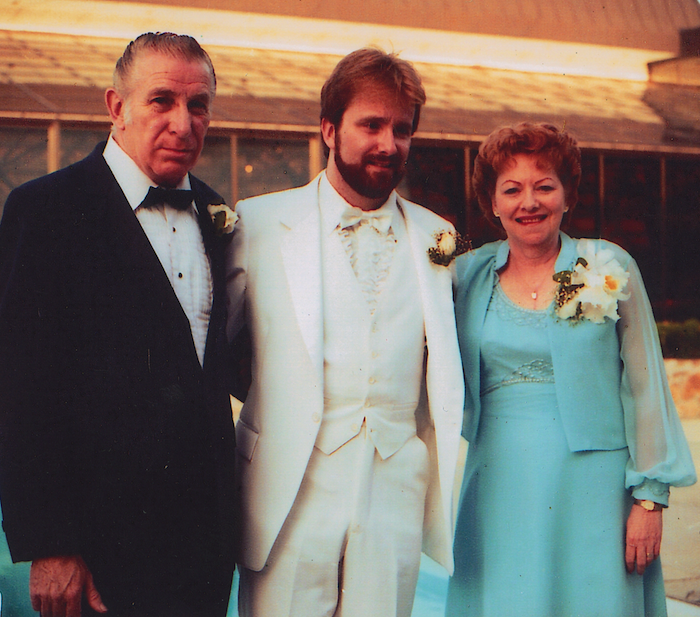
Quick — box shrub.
[657,319,700,359]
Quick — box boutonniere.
[553,239,630,323]
[207,203,238,236]
[427,230,471,266]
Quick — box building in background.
[2,0,700,319]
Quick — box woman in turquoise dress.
[446,122,696,617]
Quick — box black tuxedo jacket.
[0,143,237,616]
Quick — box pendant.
[531,291,538,300]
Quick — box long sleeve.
[618,258,697,504]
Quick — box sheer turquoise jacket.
[454,232,696,505]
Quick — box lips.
[516,214,547,224]
[366,157,401,174]
[162,147,193,157]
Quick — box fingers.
[635,544,649,575]
[85,571,109,614]
[625,505,663,576]
[31,580,80,617]
[65,584,84,617]
[624,542,636,573]
[30,555,107,617]
[625,542,658,575]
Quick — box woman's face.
[492,153,567,252]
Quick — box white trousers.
[238,427,430,617]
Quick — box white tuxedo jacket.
[226,173,464,573]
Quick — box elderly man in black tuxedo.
[0,33,237,617]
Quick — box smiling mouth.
[366,158,400,172]
[516,214,547,224]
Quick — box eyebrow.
[501,175,555,184]
[147,87,211,102]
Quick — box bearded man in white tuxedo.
[226,48,464,617]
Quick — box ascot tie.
[139,186,194,211]
[340,206,393,235]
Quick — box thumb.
[84,571,108,613]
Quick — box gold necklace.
[508,256,557,305]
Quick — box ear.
[105,88,127,130]
[491,198,500,218]
[321,117,337,154]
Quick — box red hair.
[473,122,582,225]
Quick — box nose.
[523,186,538,210]
[376,126,398,155]
[169,102,193,138]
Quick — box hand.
[30,555,108,617]
[625,504,663,575]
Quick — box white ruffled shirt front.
[103,137,212,366]
[319,174,401,315]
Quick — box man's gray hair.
[113,32,216,96]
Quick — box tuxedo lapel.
[399,197,464,572]
[191,176,228,373]
[84,150,200,369]
[399,199,452,360]
[279,180,324,374]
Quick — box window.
[237,137,309,201]
[0,127,48,217]
[666,157,700,320]
[401,145,467,232]
[193,135,232,204]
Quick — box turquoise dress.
[448,235,696,617]
[446,279,668,617]
[0,501,33,616]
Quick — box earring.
[494,212,500,218]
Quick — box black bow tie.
[140,186,194,211]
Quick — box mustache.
[364,153,404,168]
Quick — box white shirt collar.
[319,171,400,237]
[102,135,192,212]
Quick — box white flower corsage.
[427,230,471,266]
[554,239,630,323]
[207,203,238,236]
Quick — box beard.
[334,135,406,201]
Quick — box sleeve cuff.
[632,479,670,507]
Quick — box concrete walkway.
[664,419,700,611]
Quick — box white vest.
[316,208,425,460]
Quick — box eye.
[188,99,210,115]
[150,96,173,110]
[503,187,519,195]
[537,185,555,193]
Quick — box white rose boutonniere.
[207,203,238,237]
[554,239,630,323]
[427,230,471,266]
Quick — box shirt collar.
[103,135,193,212]
[319,170,400,237]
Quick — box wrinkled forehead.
[126,50,216,96]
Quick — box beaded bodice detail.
[480,280,555,396]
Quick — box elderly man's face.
[108,51,214,187]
